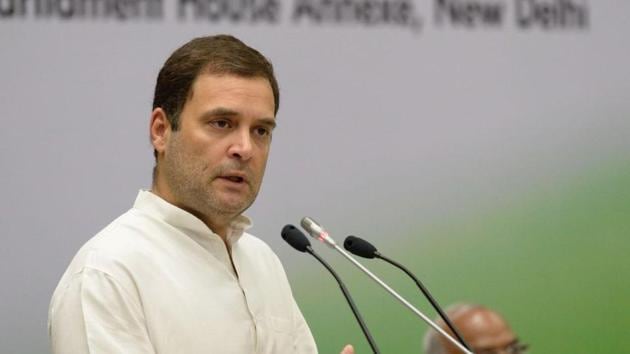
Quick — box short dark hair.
[152,34,280,132]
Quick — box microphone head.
[344,235,378,259]
[281,224,312,253]
[300,216,338,247]
[300,216,325,237]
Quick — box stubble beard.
[162,136,259,224]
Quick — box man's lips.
[216,172,248,184]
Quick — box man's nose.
[227,129,253,161]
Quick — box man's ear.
[150,108,171,156]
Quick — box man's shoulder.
[85,208,154,251]
[62,208,161,274]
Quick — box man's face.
[156,74,276,224]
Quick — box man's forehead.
[185,73,275,112]
[190,72,272,94]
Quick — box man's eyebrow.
[201,107,239,118]
[257,118,277,130]
[201,107,277,129]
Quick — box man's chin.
[213,196,252,216]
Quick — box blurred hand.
[340,344,354,354]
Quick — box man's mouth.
[224,176,244,183]
[218,172,248,184]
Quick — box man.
[49,35,353,354]
[423,303,528,354]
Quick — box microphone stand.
[376,253,470,351]
[300,216,472,354]
[306,246,381,354]
[328,243,473,354]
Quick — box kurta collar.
[132,190,252,246]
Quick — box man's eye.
[210,120,231,129]
[254,127,271,137]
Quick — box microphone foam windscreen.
[344,236,377,258]
[281,224,311,253]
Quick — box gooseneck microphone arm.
[343,234,470,350]
[376,252,471,351]
[281,225,380,354]
[305,247,381,354]
[301,217,473,354]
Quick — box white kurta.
[49,190,317,354]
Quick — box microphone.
[344,236,471,351]
[281,224,311,252]
[301,216,336,247]
[280,225,381,354]
[300,217,473,354]
[343,236,377,258]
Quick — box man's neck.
[203,217,230,243]
[150,182,233,243]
